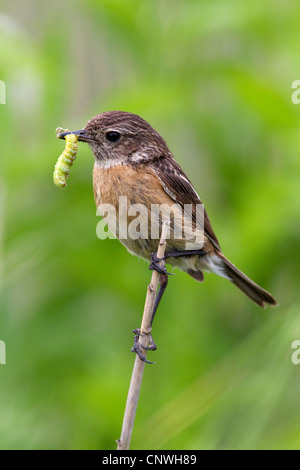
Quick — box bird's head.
[58,111,170,167]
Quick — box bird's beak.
[57,129,94,143]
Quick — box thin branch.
[117,221,170,450]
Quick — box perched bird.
[59,111,277,359]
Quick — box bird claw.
[131,328,157,364]
[149,253,174,276]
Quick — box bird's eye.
[105,131,121,142]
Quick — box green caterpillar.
[53,128,79,188]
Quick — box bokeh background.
[1,0,300,450]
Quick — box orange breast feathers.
[93,163,172,209]
[93,162,207,253]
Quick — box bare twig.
[117,221,170,450]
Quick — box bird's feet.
[131,328,157,364]
[149,253,174,276]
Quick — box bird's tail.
[217,252,277,308]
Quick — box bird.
[58,111,277,360]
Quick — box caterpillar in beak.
[53,128,79,188]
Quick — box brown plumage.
[61,111,277,308]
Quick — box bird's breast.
[93,162,168,258]
[93,162,170,208]
[93,161,208,262]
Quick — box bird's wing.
[150,155,221,251]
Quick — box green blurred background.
[0,0,300,450]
